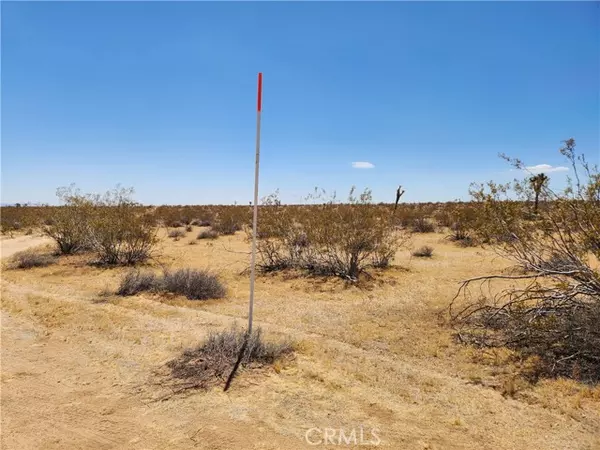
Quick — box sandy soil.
[1,230,599,449]
[0,234,53,259]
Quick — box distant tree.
[529,173,549,214]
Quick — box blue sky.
[2,1,598,205]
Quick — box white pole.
[248,72,262,334]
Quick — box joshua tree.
[529,173,549,214]
[394,185,405,212]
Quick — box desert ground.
[1,228,599,449]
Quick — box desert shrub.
[169,221,184,228]
[411,217,436,233]
[88,187,157,265]
[44,185,157,264]
[44,185,95,254]
[116,270,158,296]
[451,139,600,382]
[161,268,226,300]
[445,203,481,246]
[166,325,293,391]
[212,207,248,235]
[168,229,186,240]
[0,220,21,236]
[7,249,57,269]
[197,229,218,240]
[412,246,434,257]
[185,225,193,232]
[116,268,226,300]
[256,188,409,280]
[433,208,454,228]
[371,235,398,268]
[191,219,211,227]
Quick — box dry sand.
[0,234,52,259]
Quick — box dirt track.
[0,235,53,259]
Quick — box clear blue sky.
[2,1,598,205]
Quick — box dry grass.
[1,229,599,449]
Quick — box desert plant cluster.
[41,185,157,265]
[253,188,409,280]
[117,268,226,300]
[451,139,600,382]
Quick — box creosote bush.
[89,188,157,265]
[166,325,293,391]
[117,268,226,300]
[446,203,479,247]
[255,188,409,280]
[7,249,57,269]
[212,207,248,235]
[43,186,94,254]
[44,185,157,265]
[411,217,436,233]
[412,246,434,258]
[451,139,600,383]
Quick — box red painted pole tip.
[257,73,263,112]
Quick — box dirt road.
[0,235,53,259]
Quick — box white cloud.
[524,164,569,174]
[352,161,375,169]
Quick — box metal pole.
[248,72,262,334]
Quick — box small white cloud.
[352,161,375,169]
[524,164,569,174]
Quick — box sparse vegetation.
[116,269,158,296]
[452,139,600,382]
[168,229,186,240]
[7,249,57,269]
[44,185,94,254]
[191,218,212,227]
[212,207,247,235]
[197,229,218,240]
[88,187,157,265]
[412,245,434,258]
[411,217,436,233]
[166,326,293,391]
[161,268,226,300]
[255,188,409,280]
[117,268,226,300]
[42,185,157,264]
